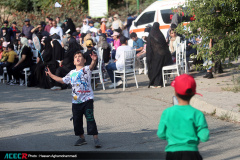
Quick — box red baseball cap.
[171,74,202,96]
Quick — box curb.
[190,97,240,122]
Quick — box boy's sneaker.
[74,138,87,146]
[10,81,19,86]
[7,80,14,85]
[94,139,101,148]
[51,86,61,90]
[19,81,25,86]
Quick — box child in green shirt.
[157,74,209,160]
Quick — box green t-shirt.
[157,105,209,152]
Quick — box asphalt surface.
[0,74,240,160]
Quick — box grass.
[219,113,232,121]
[210,109,216,116]
[222,86,240,93]
[222,74,240,93]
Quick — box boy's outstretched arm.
[89,52,97,71]
[45,67,64,84]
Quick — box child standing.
[157,74,209,160]
[46,51,101,148]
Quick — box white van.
[129,0,194,38]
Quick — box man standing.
[22,19,34,39]
[1,20,10,37]
[31,23,49,37]
[9,22,18,41]
[126,14,136,35]
[56,17,62,27]
[50,20,63,39]
[44,18,53,33]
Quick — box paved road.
[0,75,240,160]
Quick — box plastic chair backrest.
[32,49,39,63]
[96,47,103,70]
[123,50,136,71]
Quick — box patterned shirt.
[62,66,94,104]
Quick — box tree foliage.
[176,0,240,66]
[0,0,88,12]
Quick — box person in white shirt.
[106,36,132,88]
[169,29,180,61]
[50,20,63,40]
[111,14,123,31]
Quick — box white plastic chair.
[113,50,138,91]
[21,49,38,86]
[180,41,188,74]
[1,67,9,83]
[91,47,105,90]
[162,44,181,87]
[143,57,148,75]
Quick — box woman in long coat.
[146,22,173,88]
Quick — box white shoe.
[51,86,61,90]
[108,83,115,89]
[108,80,123,89]
[116,80,123,87]
[150,86,162,88]
[138,68,144,75]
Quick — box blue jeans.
[111,50,116,60]
[106,62,121,83]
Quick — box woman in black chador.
[146,22,173,88]
[63,18,76,35]
[28,37,58,88]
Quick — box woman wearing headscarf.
[81,19,90,34]
[63,18,76,35]
[51,34,65,61]
[146,22,173,88]
[97,34,111,63]
[10,37,33,85]
[50,37,83,90]
[29,37,57,88]
[80,19,90,46]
